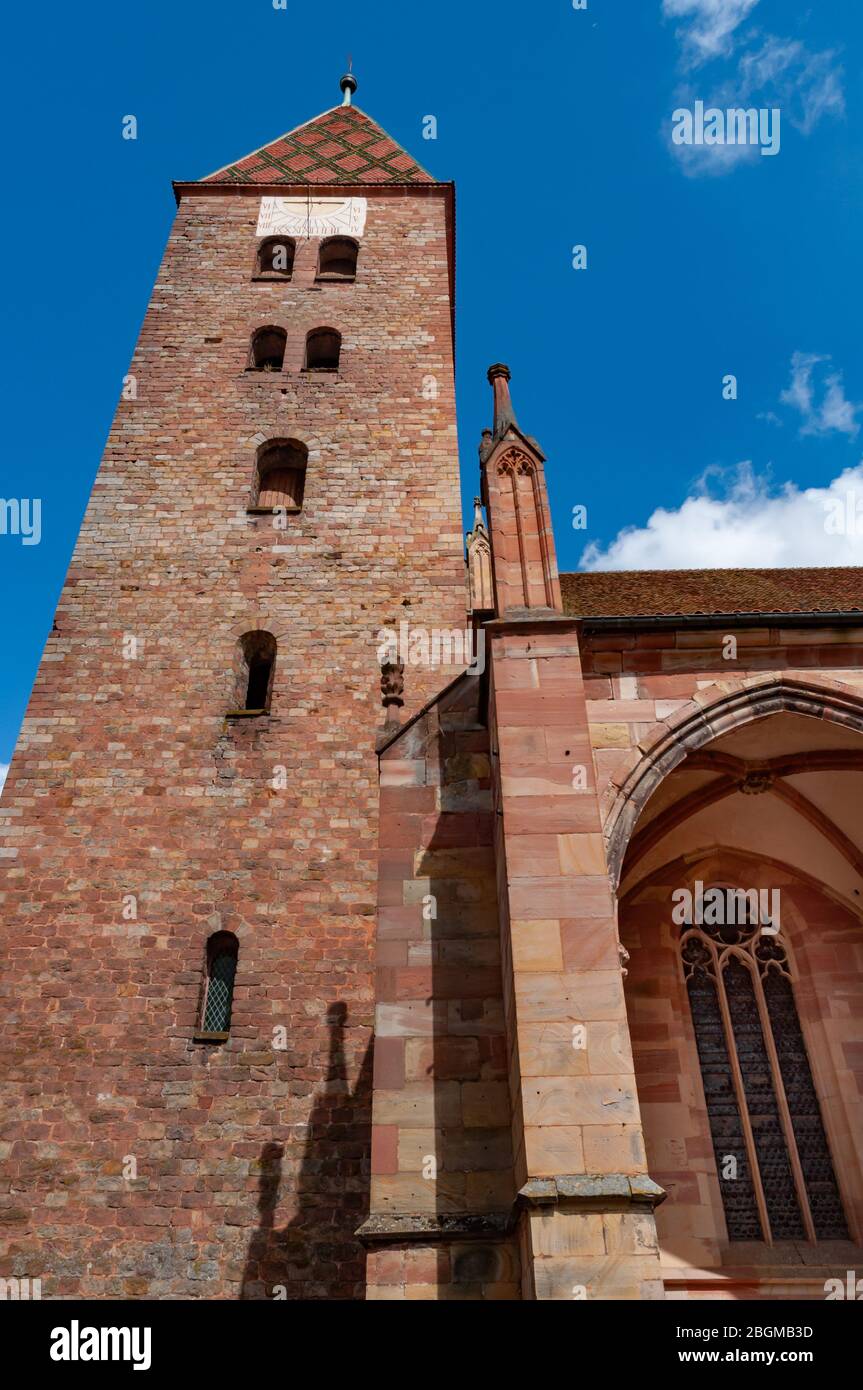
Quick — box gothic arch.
[604,674,863,886]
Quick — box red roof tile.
[334,153,369,172]
[560,568,863,619]
[201,105,436,186]
[367,138,399,158]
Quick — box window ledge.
[315,274,356,284]
[193,1031,230,1044]
[251,274,294,283]
[301,367,339,376]
[246,506,301,515]
[244,367,285,375]
[225,708,269,719]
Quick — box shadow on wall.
[240,1002,373,1299]
[384,672,518,1296]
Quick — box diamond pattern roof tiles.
[201,105,437,186]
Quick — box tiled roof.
[560,568,863,619]
[201,105,436,186]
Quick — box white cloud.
[0,764,7,794]
[580,462,863,571]
[663,0,761,67]
[664,5,845,176]
[781,352,860,438]
[739,36,845,133]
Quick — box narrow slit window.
[238,631,276,713]
[199,932,238,1038]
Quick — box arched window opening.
[238,630,276,714]
[249,326,287,373]
[197,932,239,1040]
[681,888,848,1244]
[255,237,295,279]
[316,237,358,281]
[249,438,308,514]
[304,328,341,373]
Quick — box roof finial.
[487,363,519,440]
[340,63,358,107]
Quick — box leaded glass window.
[201,933,238,1035]
[681,890,847,1243]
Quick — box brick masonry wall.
[0,187,467,1298]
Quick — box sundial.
[256,196,367,240]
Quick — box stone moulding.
[355,1211,515,1244]
[355,1176,667,1245]
[603,674,863,886]
[518,1174,667,1211]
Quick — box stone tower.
[0,82,467,1298]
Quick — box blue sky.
[0,0,861,771]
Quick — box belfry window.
[316,237,358,281]
[304,328,341,373]
[249,327,287,373]
[249,438,308,513]
[198,932,239,1040]
[681,888,848,1243]
[255,237,295,279]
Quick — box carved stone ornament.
[497,448,535,477]
[737,770,774,796]
[380,660,405,712]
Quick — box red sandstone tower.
[0,79,466,1299]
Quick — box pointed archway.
[611,679,863,1298]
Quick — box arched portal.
[605,674,863,885]
[613,683,863,1297]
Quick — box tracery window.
[681,888,848,1243]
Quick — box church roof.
[560,568,863,620]
[201,104,436,186]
